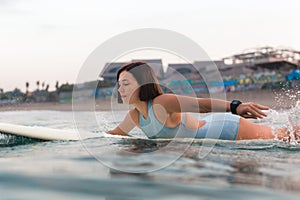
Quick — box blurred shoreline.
[0,89,297,112]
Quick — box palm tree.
[45,84,49,91]
[36,81,40,91]
[55,81,60,101]
[55,81,59,90]
[0,88,3,100]
[26,82,29,94]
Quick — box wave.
[0,133,43,147]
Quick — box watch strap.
[230,100,242,115]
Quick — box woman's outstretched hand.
[236,102,269,119]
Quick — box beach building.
[221,47,300,87]
[164,61,230,81]
[132,59,164,80]
[100,59,164,83]
[165,63,200,80]
[223,47,300,75]
[165,61,252,81]
[100,62,127,85]
[97,46,300,95]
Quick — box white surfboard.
[0,122,99,141]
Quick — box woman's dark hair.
[116,62,163,103]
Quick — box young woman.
[108,62,294,141]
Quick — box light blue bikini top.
[139,100,198,139]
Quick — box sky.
[0,0,299,92]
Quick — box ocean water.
[1,108,300,199]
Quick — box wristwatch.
[230,100,242,115]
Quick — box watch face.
[232,100,241,106]
[231,100,241,114]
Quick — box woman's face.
[118,71,140,104]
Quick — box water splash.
[268,109,283,141]
[274,84,300,110]
[287,101,300,144]
[271,85,300,144]
[288,101,300,126]
[269,101,300,145]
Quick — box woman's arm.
[155,94,229,113]
[155,94,269,119]
[107,109,138,136]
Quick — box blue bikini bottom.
[193,113,240,140]
[153,113,241,140]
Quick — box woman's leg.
[236,117,289,140]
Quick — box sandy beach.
[0,89,298,112]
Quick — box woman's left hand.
[236,102,269,119]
